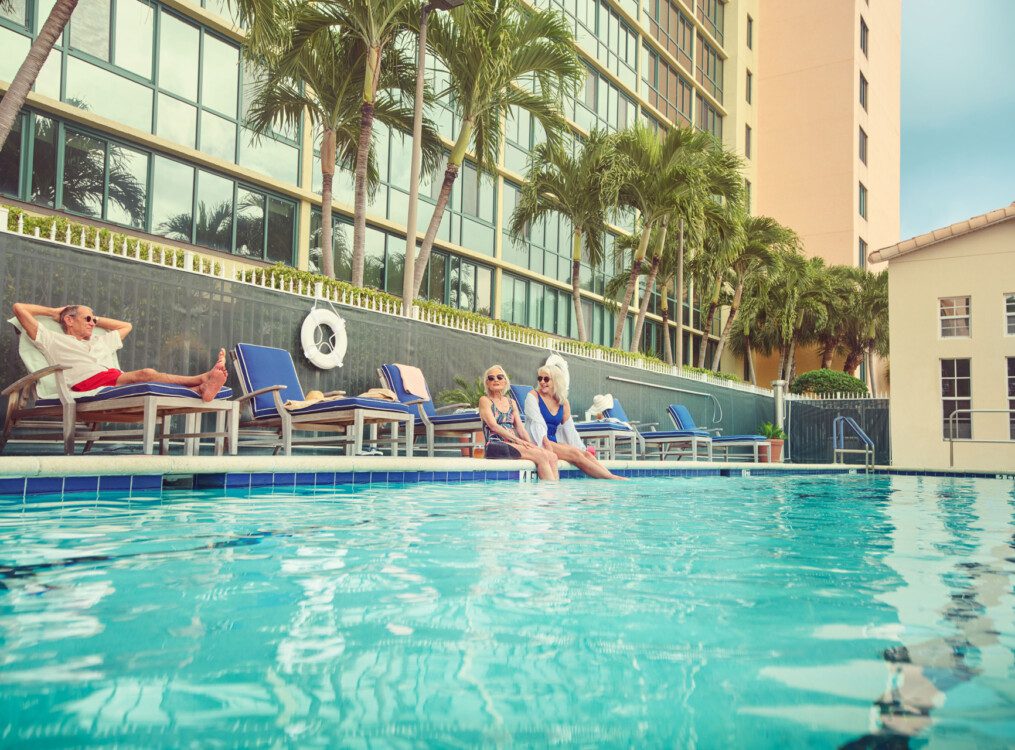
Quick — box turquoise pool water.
[1,475,1012,747]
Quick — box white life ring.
[301,308,347,370]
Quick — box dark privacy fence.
[786,397,891,465]
[1,233,777,439]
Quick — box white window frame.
[1005,293,1015,336]
[940,358,972,440]
[939,296,971,338]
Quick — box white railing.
[786,392,887,401]
[0,207,776,398]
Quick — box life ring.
[301,308,347,370]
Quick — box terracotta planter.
[459,430,483,457]
[760,439,784,463]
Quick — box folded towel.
[394,364,431,401]
[283,389,345,411]
[358,387,398,402]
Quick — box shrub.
[789,368,868,396]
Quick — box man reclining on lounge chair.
[12,302,228,401]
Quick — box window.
[941,359,971,439]
[1008,358,1015,439]
[744,124,752,159]
[1007,294,1015,335]
[939,296,971,337]
[642,45,693,126]
[695,35,723,102]
[860,17,869,57]
[697,0,724,45]
[859,73,868,110]
[696,94,722,138]
[746,14,753,49]
[859,126,868,164]
[745,69,752,104]
[858,237,867,268]
[647,0,693,72]
[858,182,867,219]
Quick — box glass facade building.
[0,0,733,362]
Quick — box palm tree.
[410,0,582,297]
[508,130,622,342]
[710,215,798,370]
[245,25,441,280]
[839,269,888,374]
[286,0,421,285]
[691,200,745,368]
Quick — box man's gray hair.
[58,305,82,333]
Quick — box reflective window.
[235,188,264,258]
[35,49,61,98]
[0,27,31,82]
[0,114,22,197]
[309,209,352,279]
[158,12,199,100]
[71,0,110,60]
[202,34,239,116]
[239,129,298,184]
[62,129,106,218]
[31,115,57,207]
[0,0,28,26]
[200,111,236,163]
[106,142,148,228]
[156,94,197,148]
[941,359,971,439]
[195,169,233,251]
[65,56,153,132]
[939,296,971,338]
[696,35,723,103]
[364,225,385,290]
[266,197,294,264]
[1007,294,1015,336]
[151,155,194,240]
[114,0,154,78]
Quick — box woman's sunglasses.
[536,375,551,383]
[486,374,505,381]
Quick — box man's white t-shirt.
[32,325,124,387]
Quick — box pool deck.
[0,455,1009,497]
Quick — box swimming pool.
[1,475,1012,746]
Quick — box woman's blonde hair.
[483,365,511,397]
[537,364,568,401]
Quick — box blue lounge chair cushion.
[509,384,533,414]
[378,364,440,420]
[574,420,635,433]
[642,429,711,440]
[429,411,481,426]
[602,399,631,423]
[668,404,702,431]
[713,435,767,442]
[234,343,306,419]
[279,396,411,419]
[36,382,233,406]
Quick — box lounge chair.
[2,317,236,455]
[231,344,414,456]
[668,404,767,462]
[572,398,639,460]
[377,364,483,457]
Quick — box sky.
[900,0,1015,239]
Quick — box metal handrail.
[946,408,1015,467]
[833,415,875,470]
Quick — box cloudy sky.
[901,0,1015,238]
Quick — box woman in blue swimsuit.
[525,365,625,480]
[478,365,558,481]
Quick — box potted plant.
[758,422,787,463]
[437,377,487,457]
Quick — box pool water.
[1,475,1013,747]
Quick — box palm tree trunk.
[612,224,653,349]
[819,342,835,369]
[776,342,789,382]
[570,231,587,342]
[0,0,79,151]
[350,100,374,287]
[674,219,684,367]
[412,121,473,297]
[696,293,719,368]
[745,336,757,385]
[784,338,797,381]
[660,280,673,366]
[631,219,668,352]
[843,349,863,374]
[630,254,660,352]
[319,128,336,279]
[711,280,743,371]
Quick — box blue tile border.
[1,465,1012,498]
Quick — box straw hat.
[588,393,614,416]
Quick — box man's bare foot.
[214,348,227,373]
[199,366,228,401]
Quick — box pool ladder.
[832,416,875,472]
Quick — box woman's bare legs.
[546,441,626,480]
[517,443,559,481]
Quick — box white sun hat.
[543,352,570,392]
[588,393,615,418]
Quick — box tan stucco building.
[750,0,901,387]
[870,204,1015,471]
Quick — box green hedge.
[3,205,220,274]
[790,368,868,396]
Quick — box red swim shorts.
[72,368,123,392]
